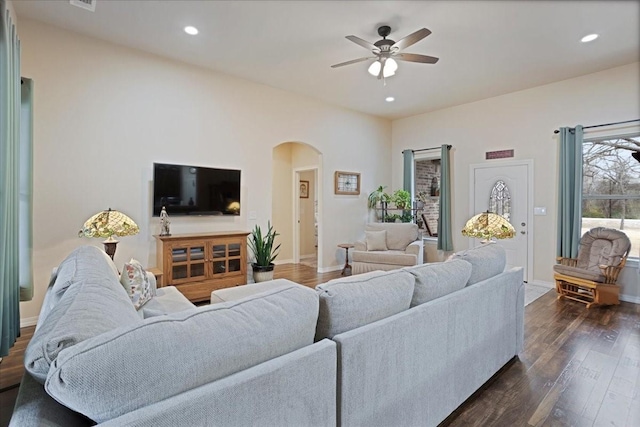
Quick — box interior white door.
[471,161,532,282]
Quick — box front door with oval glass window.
[471,161,532,282]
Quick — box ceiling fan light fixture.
[385,58,398,76]
[368,60,381,76]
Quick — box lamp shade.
[461,211,516,240]
[78,208,139,241]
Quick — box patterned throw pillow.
[120,259,153,310]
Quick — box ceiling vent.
[69,0,96,12]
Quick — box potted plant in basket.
[248,221,281,283]
[391,189,412,210]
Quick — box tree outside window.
[582,134,640,255]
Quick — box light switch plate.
[248,211,257,220]
[534,207,547,215]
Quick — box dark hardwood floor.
[0,264,638,427]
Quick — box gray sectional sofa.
[11,243,524,427]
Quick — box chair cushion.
[352,250,417,266]
[403,259,472,306]
[315,270,414,340]
[366,230,388,251]
[553,264,605,282]
[25,276,141,384]
[364,223,419,251]
[45,284,319,423]
[576,227,631,272]
[450,243,506,286]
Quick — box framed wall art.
[299,180,309,198]
[334,171,361,195]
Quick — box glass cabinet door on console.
[155,231,249,303]
[209,239,243,277]
[170,242,207,284]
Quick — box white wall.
[392,62,640,302]
[19,19,391,322]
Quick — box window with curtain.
[414,155,441,238]
[582,133,640,257]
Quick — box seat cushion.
[25,276,141,384]
[553,264,605,282]
[210,279,297,304]
[141,286,195,317]
[352,250,417,266]
[45,284,319,423]
[315,270,414,340]
[403,259,472,306]
[450,243,506,286]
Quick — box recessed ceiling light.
[385,97,395,102]
[184,26,199,35]
[581,34,598,43]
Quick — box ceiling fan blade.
[391,28,432,51]
[394,53,439,64]
[346,35,379,52]
[331,56,376,68]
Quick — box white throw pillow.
[120,259,153,310]
[366,230,388,251]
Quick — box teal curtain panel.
[438,144,453,251]
[402,149,414,198]
[0,0,26,357]
[557,125,584,259]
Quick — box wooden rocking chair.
[554,227,630,308]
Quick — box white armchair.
[352,223,423,274]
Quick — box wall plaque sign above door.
[486,149,514,160]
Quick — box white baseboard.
[620,294,640,304]
[528,280,554,289]
[20,316,39,328]
[318,265,342,273]
[273,259,294,265]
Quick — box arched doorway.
[272,142,323,271]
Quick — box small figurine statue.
[159,206,171,236]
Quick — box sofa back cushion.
[45,284,319,423]
[44,245,120,318]
[365,223,418,251]
[25,276,141,384]
[451,243,506,285]
[403,259,472,306]
[315,270,414,340]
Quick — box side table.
[338,243,354,276]
[148,267,164,288]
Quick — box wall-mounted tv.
[153,163,241,216]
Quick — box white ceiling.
[13,0,640,120]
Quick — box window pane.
[582,134,640,256]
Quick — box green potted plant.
[391,189,412,210]
[368,185,390,209]
[248,221,281,283]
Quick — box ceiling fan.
[331,25,439,82]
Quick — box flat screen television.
[152,163,241,216]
